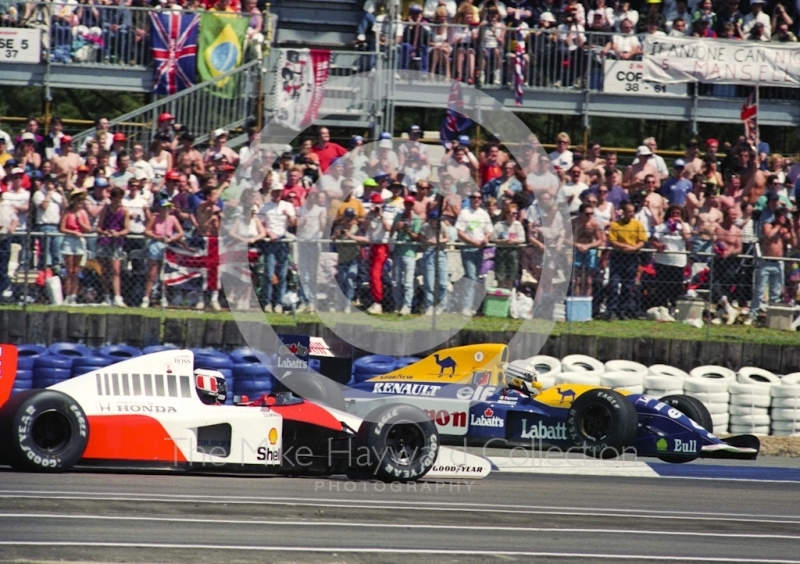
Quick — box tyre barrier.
[232,363,275,397]
[688,365,736,382]
[71,356,118,377]
[770,384,800,436]
[14,370,33,383]
[555,371,603,385]
[98,345,142,359]
[16,345,48,371]
[648,364,691,379]
[194,354,232,370]
[561,355,605,374]
[47,343,93,358]
[394,357,422,370]
[737,367,781,386]
[644,366,687,398]
[190,348,229,359]
[142,345,178,354]
[229,348,269,365]
[353,355,396,374]
[604,360,648,376]
[308,359,321,372]
[33,355,73,370]
[781,373,800,386]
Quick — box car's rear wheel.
[656,394,713,463]
[0,390,89,472]
[567,389,638,459]
[349,404,439,482]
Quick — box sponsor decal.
[656,438,668,451]
[278,342,309,357]
[470,407,504,428]
[474,351,484,362]
[165,363,174,374]
[556,387,576,404]
[424,409,467,428]
[674,439,697,453]
[434,354,457,377]
[174,356,192,365]
[276,356,308,369]
[116,403,177,413]
[256,446,281,463]
[96,401,112,412]
[268,427,279,445]
[430,464,485,474]
[373,383,441,396]
[456,386,498,401]
[472,371,491,386]
[667,408,683,420]
[276,334,311,373]
[520,420,567,440]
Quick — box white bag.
[46,275,64,305]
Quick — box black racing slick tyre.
[0,390,89,472]
[656,394,713,463]
[280,372,346,412]
[567,388,638,459]
[351,404,439,483]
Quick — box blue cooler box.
[565,297,593,321]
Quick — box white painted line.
[0,542,798,563]
[2,513,800,541]
[487,456,660,477]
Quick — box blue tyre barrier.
[34,356,73,370]
[190,348,229,359]
[394,357,421,369]
[308,359,321,372]
[32,379,69,388]
[194,354,231,370]
[351,370,386,383]
[48,343,93,358]
[98,345,142,359]
[15,369,33,382]
[233,379,274,396]
[17,356,37,371]
[142,345,178,354]
[17,345,48,371]
[233,363,274,379]
[11,383,32,394]
[72,356,116,368]
[229,348,268,365]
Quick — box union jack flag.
[164,236,220,291]
[439,81,472,149]
[513,29,526,107]
[150,12,201,96]
[741,93,758,142]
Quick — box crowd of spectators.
[0,0,265,64]
[1,111,800,326]
[356,0,800,86]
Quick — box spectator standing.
[95,187,130,307]
[194,181,223,311]
[122,176,150,267]
[141,201,184,308]
[661,159,692,206]
[296,188,326,313]
[743,0,771,38]
[0,198,18,299]
[624,145,661,193]
[745,199,794,324]
[562,164,589,215]
[331,208,364,313]
[391,195,422,314]
[204,129,239,168]
[593,183,615,228]
[17,132,42,175]
[456,191,492,315]
[130,144,155,183]
[32,173,65,273]
[2,168,30,265]
[175,132,205,175]
[605,202,648,320]
[483,161,523,201]
[59,192,92,305]
[420,209,449,315]
[652,205,691,311]
[399,3,431,74]
[711,206,743,324]
[571,203,604,296]
[480,144,505,187]
[259,183,296,313]
[549,132,573,171]
[363,193,393,314]
[311,127,347,173]
[492,203,525,290]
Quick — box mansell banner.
[271,48,331,131]
[642,36,800,87]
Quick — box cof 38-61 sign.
[0,28,40,64]
[603,60,686,97]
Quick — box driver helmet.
[194,369,228,405]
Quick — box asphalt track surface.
[1,467,800,564]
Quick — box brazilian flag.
[197,11,249,98]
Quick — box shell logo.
[268,428,278,445]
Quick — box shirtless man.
[738,148,766,204]
[623,146,660,193]
[571,203,604,296]
[681,141,704,180]
[720,173,744,209]
[691,185,723,261]
[711,206,743,324]
[642,174,667,226]
[580,141,605,176]
[684,175,706,226]
[745,200,795,324]
[50,136,82,189]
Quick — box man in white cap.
[743,0,771,37]
[632,137,668,180]
[398,124,428,167]
[203,129,239,167]
[623,145,660,193]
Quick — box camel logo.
[556,387,576,404]
[268,427,278,445]
[656,438,668,451]
[434,354,456,377]
[279,343,308,356]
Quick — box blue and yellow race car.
[340,344,759,462]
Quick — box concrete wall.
[2,310,799,375]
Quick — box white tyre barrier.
[711,412,730,426]
[615,385,645,395]
[537,374,557,390]
[648,364,690,379]
[645,389,685,398]
[730,413,771,426]
[561,355,605,374]
[771,408,800,421]
[771,384,800,398]
[729,395,772,408]
[730,425,770,435]
[685,391,730,404]
[525,355,562,376]
[729,404,770,416]
[600,371,645,388]
[772,397,800,408]
[604,360,648,376]
[684,378,730,394]
[771,430,800,437]
[771,420,800,432]
[737,367,781,386]
[644,374,685,392]
[555,371,603,385]
[782,373,800,385]
[689,365,736,382]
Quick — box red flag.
[741,93,758,142]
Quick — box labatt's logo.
[470,407,504,428]
[277,342,309,369]
[520,420,567,440]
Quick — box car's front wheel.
[567,388,638,459]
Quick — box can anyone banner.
[642,35,800,87]
[271,48,331,131]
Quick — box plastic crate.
[483,289,511,318]
[565,297,592,322]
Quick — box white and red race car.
[0,346,490,482]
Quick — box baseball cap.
[457,135,471,145]
[409,124,421,133]
[379,131,392,140]
[60,135,73,144]
[180,131,195,142]
[3,159,17,167]
[213,128,228,138]
[363,178,378,187]
[133,170,148,181]
[427,209,440,220]
[21,132,35,142]
[539,11,556,22]
[165,170,181,181]
[94,177,109,188]
[158,200,174,208]
[379,139,393,149]
[77,164,90,173]
[370,193,383,204]
[270,182,283,191]
[158,112,175,123]
[687,138,699,147]
[636,145,653,156]
[706,138,719,147]
[674,158,686,167]
[112,132,127,142]
[390,181,404,189]
[344,208,356,218]
[409,3,422,12]
[768,192,780,200]
[374,173,390,182]
[403,195,416,204]
[698,15,711,23]
[351,135,364,146]
[32,170,43,181]
[218,163,235,172]
[751,0,765,4]
[470,191,482,199]
[210,153,225,162]
[10,167,24,175]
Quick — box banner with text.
[271,48,331,131]
[603,60,686,97]
[642,36,800,87]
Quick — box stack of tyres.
[33,355,73,388]
[48,343,93,359]
[98,345,142,360]
[13,345,47,395]
[233,363,275,400]
[12,369,33,394]
[350,355,396,385]
[72,356,118,378]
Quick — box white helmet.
[194,369,227,405]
